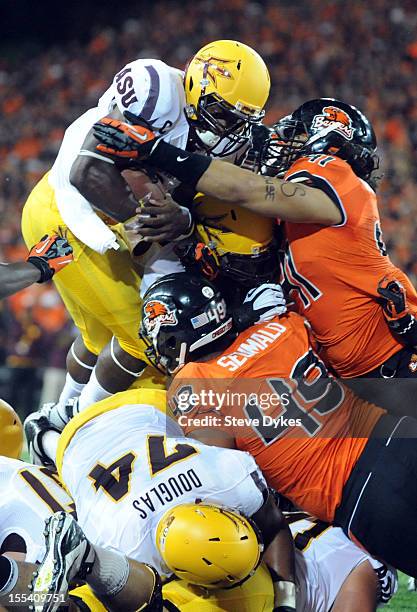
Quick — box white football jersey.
[60,403,267,576]
[290,518,397,610]
[0,457,75,563]
[48,59,190,253]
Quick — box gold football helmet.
[192,194,279,284]
[156,503,263,589]
[184,40,270,156]
[0,399,23,459]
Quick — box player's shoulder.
[118,58,184,85]
[112,58,185,127]
[286,153,352,178]
[0,456,29,478]
[174,360,208,380]
[286,155,376,226]
[285,154,362,196]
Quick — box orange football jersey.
[169,313,385,522]
[282,154,417,377]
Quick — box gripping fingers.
[96,144,141,158]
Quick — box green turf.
[385,572,416,610]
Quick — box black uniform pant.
[334,413,417,577]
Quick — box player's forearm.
[145,144,340,225]
[0,263,41,299]
[92,117,341,225]
[332,560,379,612]
[197,159,340,224]
[252,497,296,610]
[70,155,138,222]
[96,559,159,612]
[263,523,296,584]
[264,525,297,610]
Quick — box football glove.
[377,275,408,321]
[93,112,159,161]
[234,283,287,332]
[27,234,73,283]
[174,241,220,280]
[377,274,417,346]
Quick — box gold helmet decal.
[194,55,235,88]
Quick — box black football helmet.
[262,98,379,187]
[140,273,234,375]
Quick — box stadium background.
[1,1,416,607]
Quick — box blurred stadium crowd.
[1,0,417,414]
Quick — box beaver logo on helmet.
[143,300,177,334]
[312,105,354,140]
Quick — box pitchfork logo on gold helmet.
[312,105,354,140]
[193,55,235,87]
[184,40,270,157]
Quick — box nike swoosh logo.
[177,156,189,162]
[34,239,50,254]
[134,131,149,141]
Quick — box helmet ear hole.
[189,76,194,91]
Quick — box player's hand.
[243,283,287,321]
[27,235,73,282]
[93,113,159,161]
[134,192,194,243]
[233,283,287,331]
[377,274,409,321]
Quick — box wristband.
[387,313,417,346]
[173,207,195,242]
[27,256,54,283]
[148,140,212,188]
[274,580,297,610]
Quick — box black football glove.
[378,275,417,346]
[93,112,160,162]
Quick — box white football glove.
[234,283,287,331]
[244,283,287,321]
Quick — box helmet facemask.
[261,116,310,177]
[186,92,259,158]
